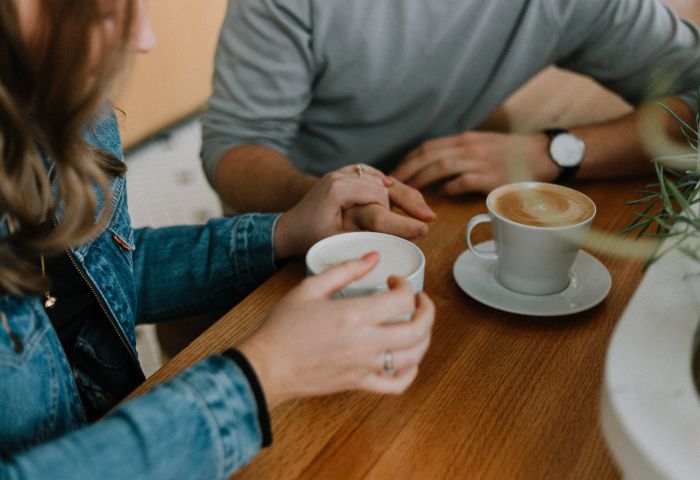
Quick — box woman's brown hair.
[0,0,134,295]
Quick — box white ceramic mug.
[306,232,425,320]
[466,182,596,296]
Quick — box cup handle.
[466,214,498,260]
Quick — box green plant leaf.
[658,102,699,135]
[685,136,697,151]
[622,202,658,235]
[627,195,661,206]
[656,168,677,216]
[629,98,700,267]
[664,177,691,212]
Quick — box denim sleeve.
[132,213,280,324]
[1,355,264,480]
[549,0,700,109]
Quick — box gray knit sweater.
[202,0,700,182]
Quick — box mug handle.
[466,214,498,260]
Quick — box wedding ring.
[383,350,395,377]
[355,164,365,178]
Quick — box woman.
[0,1,435,478]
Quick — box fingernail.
[363,252,379,262]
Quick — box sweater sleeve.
[549,0,700,109]
[201,0,316,187]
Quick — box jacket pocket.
[0,300,48,368]
[0,300,63,454]
[70,319,144,409]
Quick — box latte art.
[491,184,594,227]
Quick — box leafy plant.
[624,92,700,267]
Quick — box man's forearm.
[570,97,695,180]
[214,145,318,212]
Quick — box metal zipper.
[49,213,141,371]
[63,248,142,372]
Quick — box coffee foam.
[490,184,594,228]
[308,236,421,289]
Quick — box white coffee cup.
[466,182,596,296]
[306,232,425,320]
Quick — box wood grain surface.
[130,180,654,479]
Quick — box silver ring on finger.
[355,163,365,178]
[383,350,395,377]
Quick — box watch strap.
[544,128,581,184]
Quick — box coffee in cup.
[466,182,596,295]
[306,232,425,319]
[490,183,595,228]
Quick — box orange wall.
[114,0,227,148]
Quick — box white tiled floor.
[125,117,222,377]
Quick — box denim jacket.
[0,112,279,479]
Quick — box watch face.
[550,134,585,168]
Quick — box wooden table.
[132,180,649,479]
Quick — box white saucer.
[452,241,612,316]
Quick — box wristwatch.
[544,129,585,184]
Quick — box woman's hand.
[237,253,435,409]
[274,165,435,259]
[343,179,436,240]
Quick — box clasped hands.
[274,164,436,260]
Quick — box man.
[201,0,700,214]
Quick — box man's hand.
[391,131,557,195]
